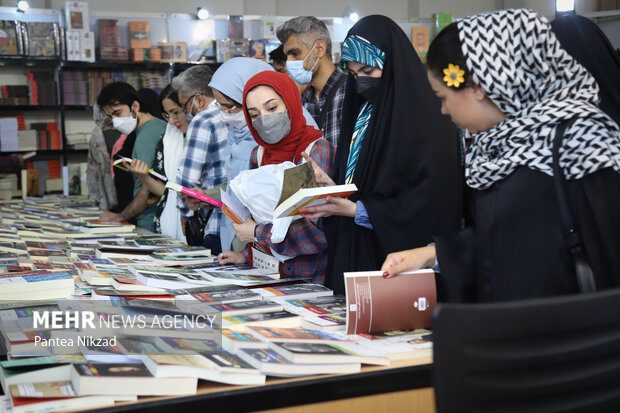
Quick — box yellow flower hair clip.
[443,64,465,88]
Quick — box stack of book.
[62,71,88,105]
[24,71,57,106]
[98,19,127,61]
[65,133,90,150]
[24,22,60,57]
[0,85,29,105]
[29,122,62,150]
[0,197,435,411]
[0,20,23,56]
[64,1,95,62]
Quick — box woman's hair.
[159,84,181,113]
[427,22,471,90]
[96,82,146,112]
[219,91,241,108]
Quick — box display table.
[73,357,433,413]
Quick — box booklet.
[344,269,436,335]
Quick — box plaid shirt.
[301,68,347,149]
[176,100,229,236]
[242,139,335,283]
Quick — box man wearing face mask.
[172,65,229,254]
[277,16,346,149]
[96,82,167,230]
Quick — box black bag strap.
[552,120,596,293]
[317,74,346,131]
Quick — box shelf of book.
[78,358,433,413]
[0,105,60,111]
[0,58,60,67]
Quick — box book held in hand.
[344,269,436,335]
[165,182,222,208]
[273,162,357,218]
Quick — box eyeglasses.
[181,94,198,114]
[215,101,238,114]
[162,108,184,121]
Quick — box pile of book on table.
[0,196,434,412]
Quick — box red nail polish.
[382,272,389,278]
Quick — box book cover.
[0,21,20,56]
[411,26,430,62]
[25,22,59,57]
[65,1,89,32]
[344,269,436,335]
[128,21,150,49]
[273,163,357,218]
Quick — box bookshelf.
[0,57,220,163]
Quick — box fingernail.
[382,272,389,278]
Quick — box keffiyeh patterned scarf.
[458,8,620,189]
[341,35,385,184]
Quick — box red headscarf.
[243,71,322,165]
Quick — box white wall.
[0,0,611,19]
[0,0,562,19]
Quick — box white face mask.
[221,110,247,129]
[112,110,138,135]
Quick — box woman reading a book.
[125,85,189,240]
[381,9,620,302]
[300,15,462,295]
[218,71,334,283]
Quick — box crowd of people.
[89,10,620,302]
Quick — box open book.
[112,157,167,182]
[273,162,357,218]
[344,269,436,335]
[220,189,251,224]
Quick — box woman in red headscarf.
[217,71,334,283]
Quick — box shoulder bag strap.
[552,119,596,293]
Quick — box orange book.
[411,26,430,62]
[128,21,150,48]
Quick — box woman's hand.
[232,218,257,243]
[301,151,335,187]
[180,187,206,211]
[218,251,246,265]
[300,196,356,219]
[381,246,437,278]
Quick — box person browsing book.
[173,65,229,254]
[381,9,620,302]
[218,71,334,283]
[125,85,188,240]
[185,58,322,252]
[300,15,462,295]
[97,82,167,231]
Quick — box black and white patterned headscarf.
[458,8,620,189]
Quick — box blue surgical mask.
[286,43,319,85]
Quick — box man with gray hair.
[172,65,229,254]
[277,16,346,149]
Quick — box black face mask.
[355,76,382,104]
